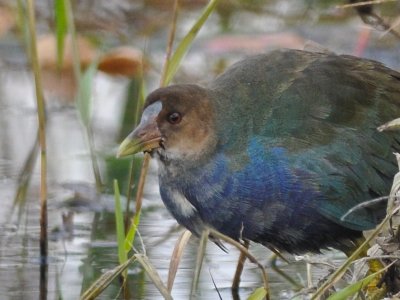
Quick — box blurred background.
[0,0,399,299]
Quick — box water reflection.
[0,0,400,299]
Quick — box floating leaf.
[98,47,143,77]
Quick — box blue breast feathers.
[160,138,323,243]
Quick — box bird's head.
[117,84,217,164]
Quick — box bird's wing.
[210,49,400,230]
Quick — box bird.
[117,48,400,257]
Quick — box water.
[0,1,399,299]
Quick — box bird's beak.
[117,101,162,158]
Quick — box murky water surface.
[1,1,400,299]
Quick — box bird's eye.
[167,112,182,125]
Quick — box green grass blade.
[77,61,97,126]
[16,0,30,51]
[114,180,127,271]
[248,287,268,300]
[124,153,150,253]
[124,213,139,252]
[54,0,68,67]
[163,0,220,86]
[327,263,391,300]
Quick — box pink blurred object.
[204,32,306,54]
[0,5,15,38]
[353,27,371,57]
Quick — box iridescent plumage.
[118,49,400,254]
